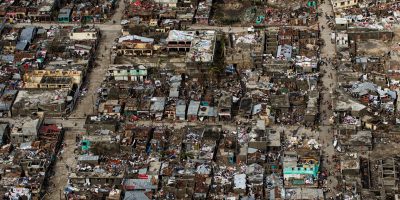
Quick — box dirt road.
[317,1,340,198]
[43,1,126,199]
[45,126,82,200]
[71,0,125,118]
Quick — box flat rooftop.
[187,30,216,63]
[166,30,195,42]
[14,89,70,106]
[40,76,73,85]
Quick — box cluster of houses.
[331,0,400,199]
[0,24,101,118]
[0,113,65,199]
[0,0,400,199]
[0,0,118,23]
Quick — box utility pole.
[92,94,94,114]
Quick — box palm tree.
[208,64,224,83]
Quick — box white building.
[154,0,178,7]
[336,32,349,49]
[69,27,99,41]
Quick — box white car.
[120,20,130,25]
[247,26,255,32]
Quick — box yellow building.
[332,0,359,10]
[23,70,82,89]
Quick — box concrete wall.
[70,32,98,41]
[10,134,36,144]
[85,123,117,133]
[348,30,394,41]
[70,177,123,186]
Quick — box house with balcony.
[331,0,359,10]
[23,69,83,89]
[116,35,155,56]
[98,100,123,116]
[108,64,147,82]
[154,0,179,7]
[217,94,232,121]
[58,7,72,23]
[10,115,44,144]
[283,151,320,188]
[166,30,194,52]
[69,26,100,41]
[28,0,59,22]
[5,7,28,23]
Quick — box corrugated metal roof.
[187,100,200,115]
[78,155,99,161]
[20,27,36,42]
[176,100,186,116]
[16,41,28,51]
[0,124,8,145]
[150,97,166,112]
[123,191,150,200]
[58,8,72,19]
[123,178,157,190]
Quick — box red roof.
[40,124,60,133]
[133,0,141,6]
